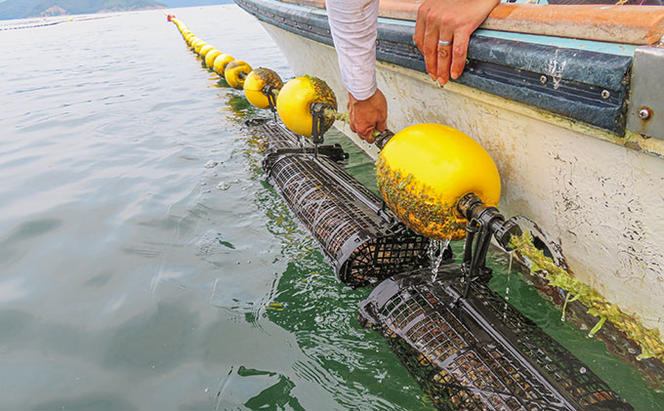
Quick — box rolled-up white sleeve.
[327,0,379,101]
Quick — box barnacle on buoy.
[203,50,221,69]
[276,75,337,137]
[199,44,214,57]
[376,123,501,240]
[243,68,283,109]
[213,54,234,77]
[224,60,252,89]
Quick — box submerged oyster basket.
[359,269,633,411]
[252,119,432,287]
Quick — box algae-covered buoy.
[276,75,337,137]
[224,60,252,89]
[205,49,222,68]
[213,54,234,77]
[376,123,501,240]
[199,44,214,57]
[243,68,283,109]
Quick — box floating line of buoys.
[167,15,501,241]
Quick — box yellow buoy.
[243,68,283,109]
[194,41,207,54]
[213,54,234,76]
[276,75,337,137]
[376,123,501,240]
[199,44,214,57]
[205,49,222,68]
[189,38,201,48]
[224,60,252,89]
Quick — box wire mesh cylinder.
[253,119,433,287]
[359,268,633,411]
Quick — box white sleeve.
[326,0,379,101]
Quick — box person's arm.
[327,0,387,143]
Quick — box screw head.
[601,90,611,99]
[540,75,548,84]
[638,107,652,120]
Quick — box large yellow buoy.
[199,44,214,57]
[212,54,234,76]
[205,49,222,68]
[376,123,501,240]
[243,68,283,109]
[194,41,207,54]
[224,60,252,89]
[276,75,337,137]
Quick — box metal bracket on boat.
[626,45,664,140]
[457,193,522,298]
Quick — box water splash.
[427,239,450,282]
[503,251,514,320]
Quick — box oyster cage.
[250,119,435,287]
[358,268,633,411]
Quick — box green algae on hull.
[510,231,664,362]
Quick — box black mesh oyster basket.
[251,119,433,288]
[358,268,633,411]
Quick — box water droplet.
[205,160,218,168]
[217,182,230,191]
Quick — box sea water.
[1,5,663,410]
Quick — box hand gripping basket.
[252,119,436,288]
[358,268,633,411]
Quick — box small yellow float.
[199,44,214,57]
[213,54,234,76]
[276,75,337,137]
[194,41,207,54]
[243,68,283,109]
[205,49,223,68]
[224,60,252,89]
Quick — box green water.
[1,4,663,410]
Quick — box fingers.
[413,3,429,52]
[358,126,375,143]
[436,32,453,85]
[422,15,440,78]
[450,29,471,80]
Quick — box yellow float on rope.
[243,68,283,109]
[224,61,252,89]
[189,38,201,49]
[276,75,337,137]
[376,123,501,240]
[205,49,223,68]
[213,54,234,76]
[194,41,207,54]
[199,44,214,57]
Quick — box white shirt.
[326,0,379,101]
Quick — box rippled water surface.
[1,5,663,411]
